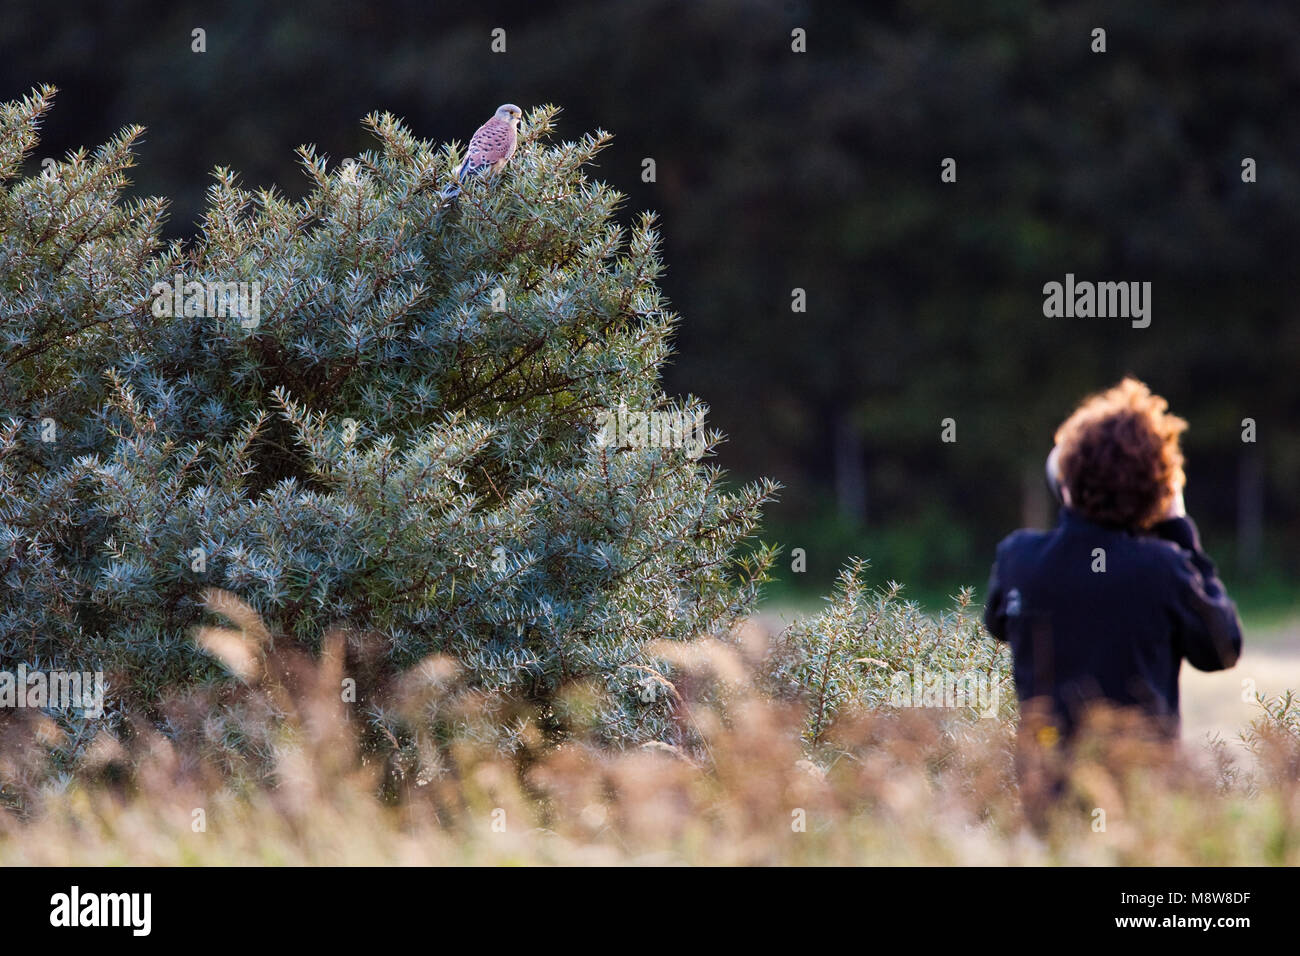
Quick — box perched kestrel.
[440,103,523,199]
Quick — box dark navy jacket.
[984,509,1242,738]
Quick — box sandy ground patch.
[1180,636,1300,760]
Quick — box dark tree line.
[4,0,1297,598]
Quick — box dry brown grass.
[1,596,1296,866]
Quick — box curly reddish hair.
[1054,378,1187,530]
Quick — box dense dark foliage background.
[4,0,1297,607]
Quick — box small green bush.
[766,559,1015,743]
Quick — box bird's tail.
[438,158,486,201]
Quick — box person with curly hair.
[984,377,1243,749]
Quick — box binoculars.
[1045,446,1064,505]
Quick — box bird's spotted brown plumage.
[441,103,523,198]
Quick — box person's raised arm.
[984,545,1010,642]
[1151,506,1243,672]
